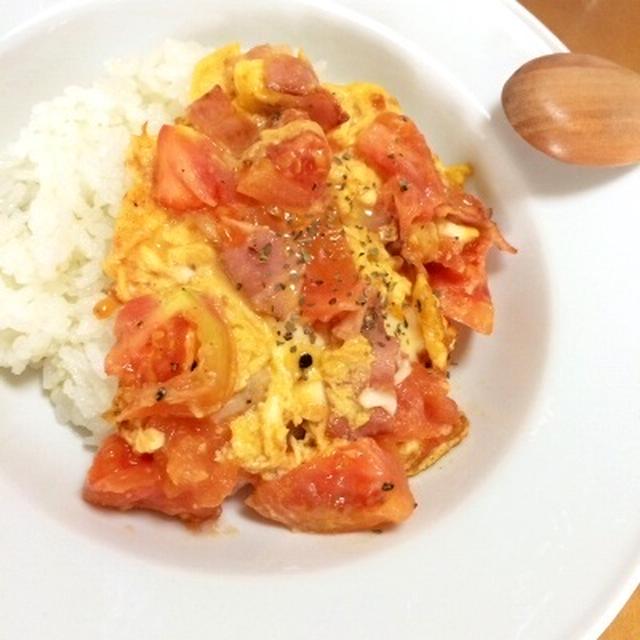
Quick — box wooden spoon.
[501,53,640,166]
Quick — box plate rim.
[0,1,638,639]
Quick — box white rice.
[0,39,209,440]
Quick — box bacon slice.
[264,54,319,95]
[361,305,399,392]
[288,90,349,132]
[186,86,259,155]
[242,45,348,131]
[237,129,331,211]
[220,223,302,320]
[356,112,447,235]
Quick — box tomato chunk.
[237,129,331,210]
[107,296,193,387]
[301,227,364,323]
[152,124,236,212]
[356,112,446,235]
[426,231,496,334]
[359,364,466,474]
[246,438,415,532]
[356,112,445,190]
[361,364,462,440]
[427,262,494,334]
[84,418,239,521]
[107,290,236,421]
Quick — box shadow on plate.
[489,104,637,197]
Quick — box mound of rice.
[0,40,208,440]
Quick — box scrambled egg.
[106,44,477,478]
[105,135,376,475]
[328,82,402,148]
[328,154,381,224]
[190,42,241,99]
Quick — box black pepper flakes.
[258,243,272,262]
[382,482,394,491]
[288,423,307,440]
[298,353,313,369]
[155,387,167,402]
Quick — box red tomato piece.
[356,112,447,234]
[356,112,445,190]
[361,364,462,440]
[152,124,236,212]
[84,418,239,522]
[379,176,444,238]
[107,295,196,387]
[437,190,517,255]
[301,227,364,323]
[186,86,259,155]
[111,295,159,349]
[424,231,497,334]
[84,434,162,504]
[245,438,415,532]
[427,262,494,334]
[237,130,331,210]
[106,290,236,421]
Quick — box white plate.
[1,1,639,638]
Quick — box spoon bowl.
[502,53,640,166]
